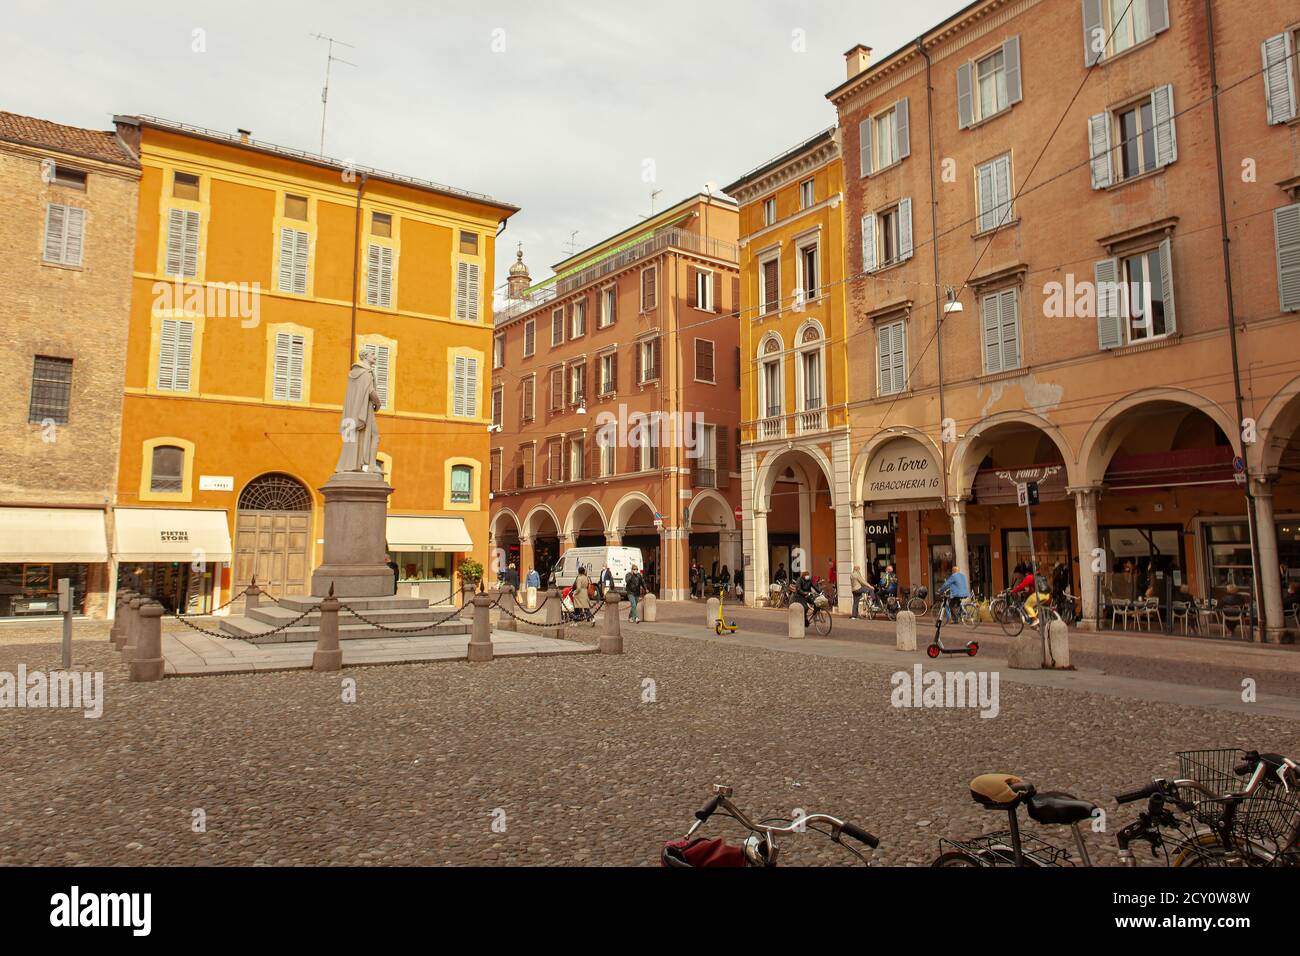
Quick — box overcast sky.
[3,0,963,292]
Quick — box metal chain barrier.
[336,599,469,634]
[168,602,316,641]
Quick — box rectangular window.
[459,230,479,255]
[277,226,309,294]
[551,308,565,347]
[173,171,200,200]
[694,269,714,311]
[880,207,899,265]
[975,154,1014,233]
[547,440,563,483]
[1121,248,1169,342]
[450,464,473,503]
[638,419,660,471]
[976,49,1007,119]
[763,197,776,226]
[599,435,616,477]
[361,343,391,408]
[156,318,195,392]
[272,332,306,402]
[165,208,201,278]
[549,367,564,411]
[1109,0,1152,55]
[1119,99,1156,179]
[493,333,505,369]
[570,362,585,404]
[1262,31,1299,126]
[695,339,715,383]
[492,385,503,428]
[639,337,659,383]
[761,258,779,315]
[801,350,822,409]
[284,194,308,220]
[800,178,815,209]
[641,267,657,310]
[958,37,1022,128]
[571,299,586,338]
[601,287,617,326]
[150,445,184,493]
[799,243,818,299]
[1094,239,1176,348]
[600,352,618,395]
[1089,86,1176,188]
[28,356,73,424]
[456,261,481,322]
[569,437,585,481]
[452,354,479,417]
[42,203,85,266]
[876,320,907,396]
[980,288,1021,374]
[51,166,87,189]
[372,212,392,237]
[521,375,535,421]
[762,359,782,418]
[862,198,913,271]
[366,243,394,307]
[523,319,536,357]
[490,450,502,493]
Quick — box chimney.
[844,44,872,80]
[237,128,252,144]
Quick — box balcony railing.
[692,466,717,490]
[796,407,826,434]
[758,416,786,440]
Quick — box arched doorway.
[523,505,561,588]
[565,498,608,549]
[234,473,313,599]
[688,489,737,598]
[610,492,662,596]
[489,509,521,581]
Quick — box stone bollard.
[600,591,623,654]
[641,592,657,623]
[706,597,720,628]
[312,589,343,672]
[245,579,261,613]
[129,600,166,682]
[541,587,563,639]
[788,602,806,639]
[125,596,145,660]
[895,610,917,651]
[468,591,494,661]
[526,585,538,610]
[497,589,517,632]
[1045,619,1071,669]
[1008,631,1042,669]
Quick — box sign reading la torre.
[865,438,941,501]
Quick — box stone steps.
[219,593,470,644]
[245,603,462,628]
[219,614,471,643]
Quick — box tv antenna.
[310,33,357,155]
[562,230,580,256]
[638,188,663,219]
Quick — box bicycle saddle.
[969,773,1030,809]
[1025,791,1098,826]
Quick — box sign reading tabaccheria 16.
[864,439,942,502]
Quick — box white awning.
[113,508,233,563]
[386,515,474,552]
[0,507,108,563]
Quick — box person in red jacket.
[1010,563,1040,623]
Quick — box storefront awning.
[386,515,474,552]
[113,508,233,563]
[0,507,108,563]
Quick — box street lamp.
[943,286,964,314]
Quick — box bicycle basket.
[1178,749,1248,796]
[939,832,1075,867]
[1229,789,1300,858]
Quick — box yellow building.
[724,127,851,605]
[111,116,517,611]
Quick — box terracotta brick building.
[765,0,1300,636]
[489,194,742,599]
[0,112,140,620]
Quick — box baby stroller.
[559,585,595,625]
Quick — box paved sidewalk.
[161,628,595,675]
[629,615,1300,720]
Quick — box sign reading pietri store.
[864,438,941,502]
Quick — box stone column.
[111,589,134,649]
[129,600,165,682]
[559,532,576,555]
[948,498,969,583]
[313,589,343,671]
[752,509,769,607]
[606,532,622,547]
[849,503,866,585]
[519,535,535,581]
[1071,487,1102,630]
[468,591,494,661]
[1252,476,1284,643]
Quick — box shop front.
[861,437,944,590]
[385,515,474,604]
[113,508,233,614]
[0,507,109,620]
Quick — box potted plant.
[457,558,484,597]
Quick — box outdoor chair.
[1110,597,1132,630]
[1196,599,1224,637]
[1170,600,1196,634]
[1130,597,1162,631]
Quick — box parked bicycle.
[662,784,879,866]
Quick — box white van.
[550,547,644,595]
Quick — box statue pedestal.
[310,469,395,598]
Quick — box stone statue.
[336,352,381,474]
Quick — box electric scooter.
[715,589,739,634]
[926,594,979,658]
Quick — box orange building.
[488,195,742,600]
[111,116,517,612]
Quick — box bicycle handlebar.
[838,821,880,849]
[1116,781,1162,805]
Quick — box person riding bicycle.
[850,565,870,619]
[939,565,970,623]
[796,571,819,624]
[1010,563,1040,624]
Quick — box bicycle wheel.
[908,596,927,616]
[998,604,1024,637]
[1170,834,1231,867]
[932,850,983,867]
[813,608,832,636]
[963,600,981,628]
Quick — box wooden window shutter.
[981,295,1001,374]
[550,368,562,411]
[1094,257,1124,349]
[492,386,503,427]
[43,204,66,262]
[366,244,381,304]
[977,162,997,233]
[610,351,618,393]
[1004,36,1023,106]
[652,336,662,381]
[716,425,729,489]
[165,208,186,276]
[1146,0,1170,36]
[898,198,913,261]
[762,259,778,310]
[999,289,1021,371]
[1151,84,1177,167]
[1157,237,1177,333]
[273,332,290,399]
[687,268,698,308]
[457,262,481,321]
[1082,0,1105,66]
[1262,33,1299,125]
[635,339,643,385]
[1274,203,1300,312]
[1088,112,1112,189]
[713,271,721,312]
[956,62,974,129]
[861,214,877,272]
[64,207,85,265]
[894,97,910,161]
[453,355,468,416]
[173,319,194,391]
[696,340,714,382]
[735,345,741,388]
[292,229,309,294]
[858,118,872,176]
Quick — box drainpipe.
[1206,0,1266,639]
[349,171,368,364]
[918,38,953,560]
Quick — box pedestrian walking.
[574,565,591,620]
[625,564,645,623]
[850,564,869,618]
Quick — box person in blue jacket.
[939,565,970,623]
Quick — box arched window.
[450,464,473,503]
[149,445,185,492]
[795,321,826,422]
[758,334,784,423]
[238,473,311,512]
